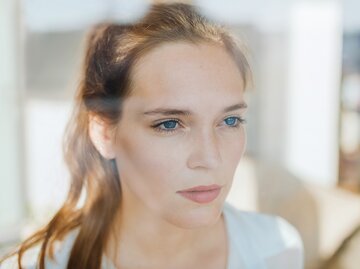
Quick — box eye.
[223,116,246,128]
[161,120,178,129]
[151,119,181,134]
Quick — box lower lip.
[177,188,221,204]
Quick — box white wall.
[0,0,25,242]
[25,99,72,222]
[285,1,343,186]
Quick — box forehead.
[126,41,245,111]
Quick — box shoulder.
[223,203,304,268]
[0,229,79,269]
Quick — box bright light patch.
[194,0,252,25]
[110,0,150,24]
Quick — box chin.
[167,201,224,229]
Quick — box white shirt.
[1,202,304,269]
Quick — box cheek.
[222,127,247,166]
[219,128,247,196]
[122,136,183,175]
[236,127,247,158]
[115,131,182,199]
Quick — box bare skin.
[106,210,228,269]
[90,41,247,268]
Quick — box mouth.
[176,184,222,204]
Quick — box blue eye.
[162,120,178,129]
[224,116,246,127]
[152,119,180,133]
[225,117,237,126]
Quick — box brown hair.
[1,3,251,269]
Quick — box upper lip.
[177,184,221,193]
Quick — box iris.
[162,120,178,129]
[224,117,237,126]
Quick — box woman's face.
[113,41,247,228]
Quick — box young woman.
[1,3,303,269]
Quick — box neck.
[105,194,226,268]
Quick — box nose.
[186,128,222,170]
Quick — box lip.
[176,184,222,204]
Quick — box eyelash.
[151,116,247,134]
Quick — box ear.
[88,114,117,160]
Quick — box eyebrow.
[142,102,248,117]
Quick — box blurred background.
[0,0,359,268]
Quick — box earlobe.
[88,115,117,160]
